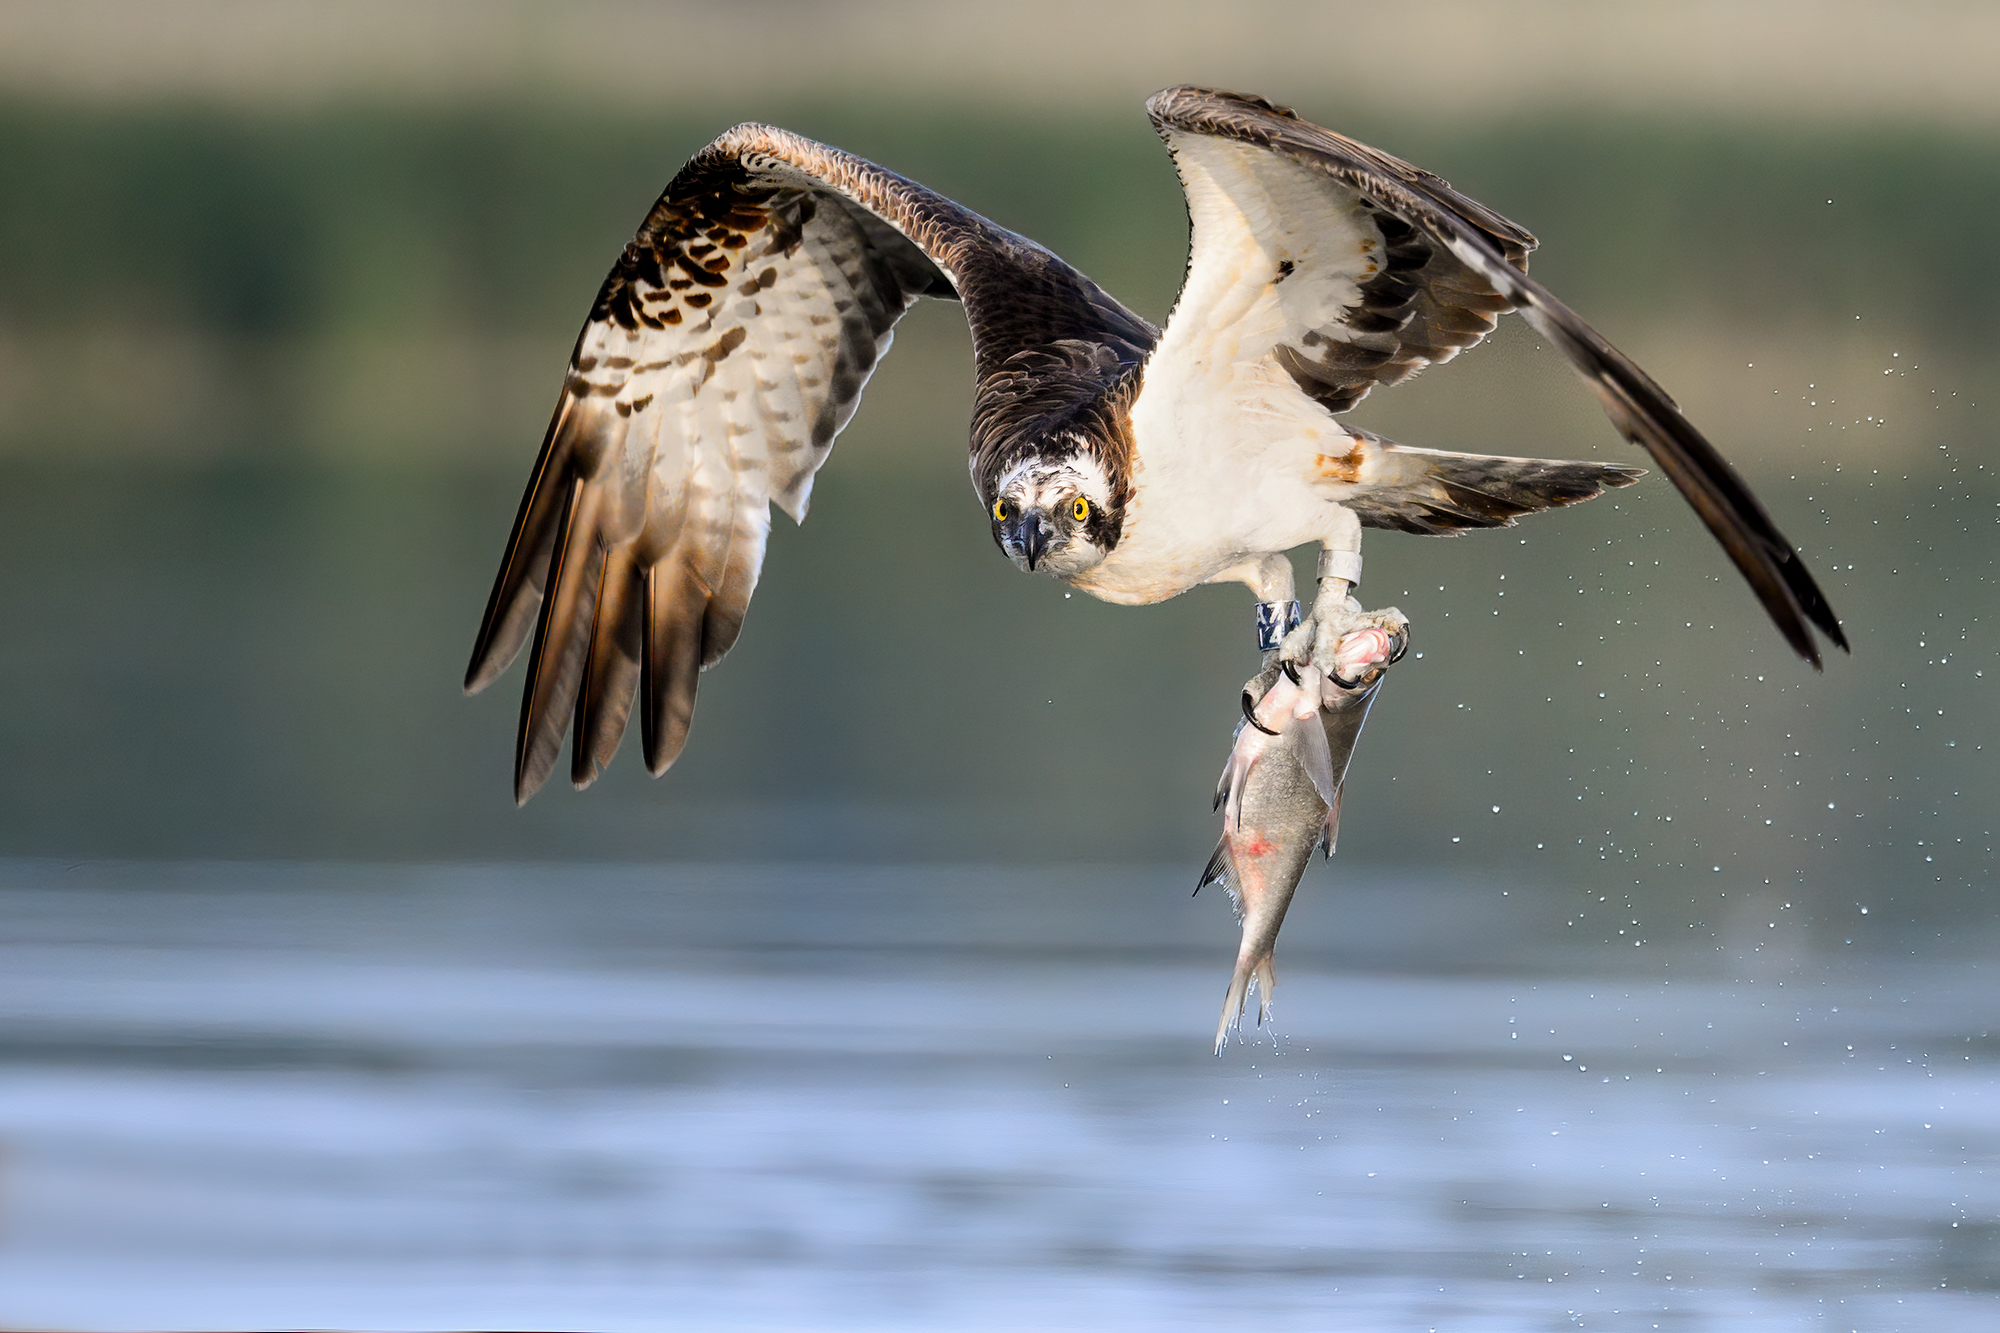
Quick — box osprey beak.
[1003,511,1054,571]
[1024,518,1050,571]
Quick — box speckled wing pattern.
[1145,86,1847,668]
[465,124,1153,802]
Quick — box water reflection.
[0,859,1993,1330]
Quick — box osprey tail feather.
[1331,432,1644,536]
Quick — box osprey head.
[989,454,1116,577]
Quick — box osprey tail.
[1328,430,1645,536]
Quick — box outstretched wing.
[466,124,1155,802]
[1145,85,1847,669]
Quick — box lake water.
[0,859,1994,1331]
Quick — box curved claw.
[1280,660,1303,687]
[1241,690,1281,736]
[1327,665,1373,692]
[1327,624,1405,691]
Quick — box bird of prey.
[465,86,1847,803]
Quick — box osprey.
[466,86,1847,803]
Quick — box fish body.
[1203,626,1395,1052]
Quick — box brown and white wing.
[1145,86,1847,669]
[466,124,1153,803]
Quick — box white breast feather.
[1096,135,1400,604]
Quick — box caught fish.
[1202,622,1403,1053]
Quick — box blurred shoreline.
[1,101,1994,468]
[4,1,2000,128]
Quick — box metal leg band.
[1254,600,1302,652]
[1317,548,1362,587]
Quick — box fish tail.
[1214,958,1253,1054]
[1201,839,1258,1052]
[1254,956,1278,1026]
[1214,948,1277,1054]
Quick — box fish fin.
[1254,956,1278,1026]
[1215,959,1253,1054]
[1200,838,1252,1052]
[1297,709,1339,808]
[1214,949,1278,1054]
[1204,840,1253,1052]
[1195,837,1239,903]
[1322,782,1347,857]
[1219,732,1259,833]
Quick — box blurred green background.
[0,0,1992,954]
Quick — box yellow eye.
[1071,497,1090,522]
[992,498,1009,522]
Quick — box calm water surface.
[0,860,1994,1331]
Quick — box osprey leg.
[1213,552,1300,653]
[1278,508,1409,677]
